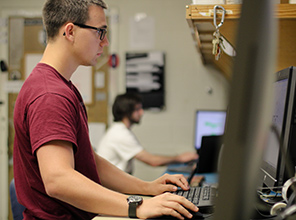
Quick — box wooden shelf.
[186,4,296,79]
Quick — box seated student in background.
[95,93,198,174]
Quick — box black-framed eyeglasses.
[73,22,107,40]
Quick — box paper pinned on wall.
[95,71,105,88]
[71,66,93,105]
[0,18,8,44]
[25,53,43,78]
[88,122,106,148]
[96,91,106,101]
[129,13,155,49]
[4,80,24,93]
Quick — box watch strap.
[128,202,138,218]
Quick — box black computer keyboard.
[172,185,216,213]
[148,186,216,220]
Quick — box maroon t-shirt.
[13,63,100,220]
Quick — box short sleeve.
[27,93,78,154]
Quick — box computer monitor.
[194,110,226,151]
[213,1,277,219]
[197,135,223,173]
[260,66,296,189]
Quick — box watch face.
[128,196,143,203]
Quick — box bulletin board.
[125,51,165,110]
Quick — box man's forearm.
[48,168,131,216]
[94,152,151,195]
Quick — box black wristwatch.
[127,195,143,218]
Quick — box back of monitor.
[213,0,277,219]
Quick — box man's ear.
[63,23,75,40]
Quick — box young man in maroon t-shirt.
[13,0,198,219]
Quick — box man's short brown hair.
[42,0,107,41]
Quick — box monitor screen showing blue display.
[194,110,227,150]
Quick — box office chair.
[9,179,25,220]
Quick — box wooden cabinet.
[186,4,296,79]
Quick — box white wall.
[0,0,229,216]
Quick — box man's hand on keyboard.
[146,173,190,196]
[137,192,199,220]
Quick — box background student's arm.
[134,149,198,167]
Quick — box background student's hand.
[176,152,199,163]
[137,192,199,220]
[146,173,190,196]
